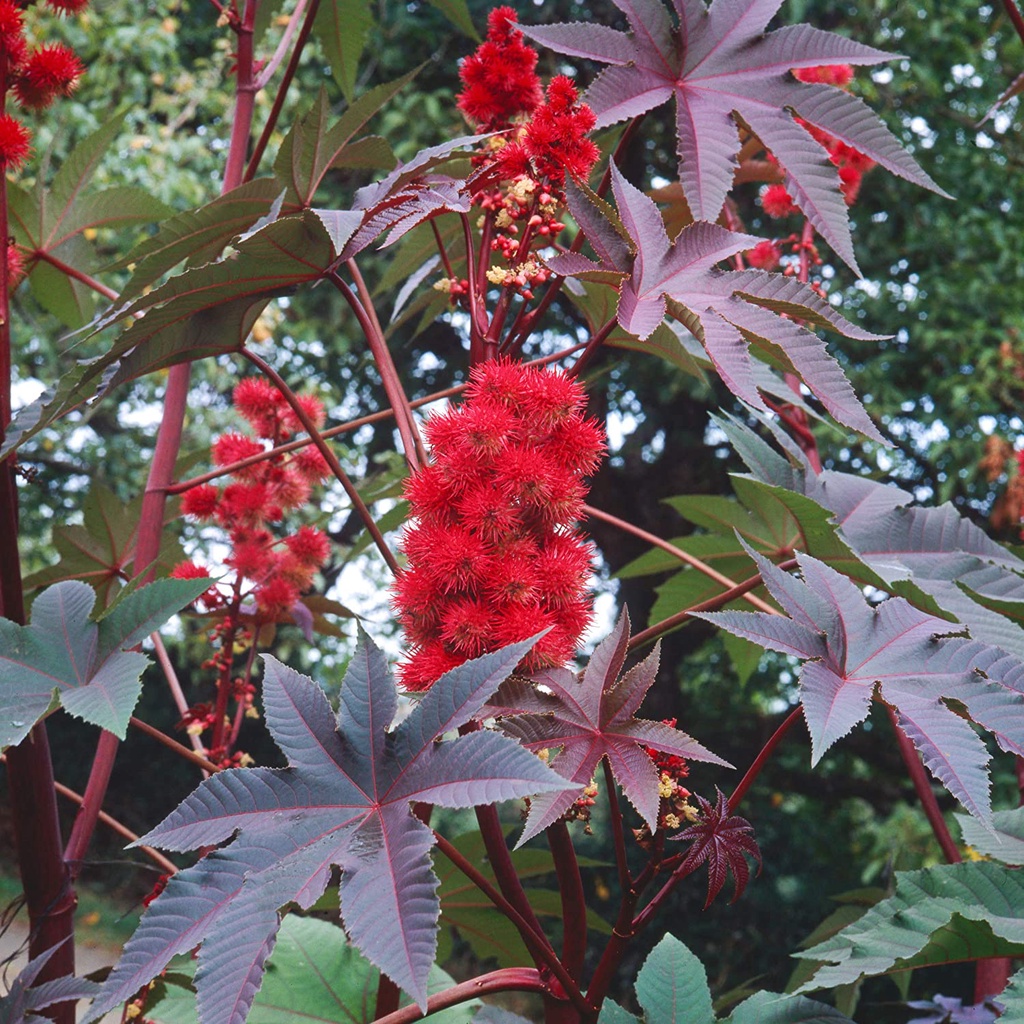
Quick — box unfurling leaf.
[87,632,569,1024]
[670,788,761,908]
[489,610,729,845]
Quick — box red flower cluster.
[174,377,332,619]
[497,76,600,187]
[393,359,606,690]
[0,0,84,168]
[457,6,541,130]
[744,238,782,270]
[763,65,877,217]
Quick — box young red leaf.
[550,167,887,442]
[524,0,948,272]
[671,788,761,908]
[489,610,730,845]
[86,632,569,1024]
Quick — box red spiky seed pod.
[14,43,84,110]
[0,113,30,169]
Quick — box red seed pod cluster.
[393,359,606,691]
[173,377,332,619]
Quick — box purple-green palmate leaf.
[0,577,209,751]
[0,942,100,1024]
[86,632,569,1024]
[550,168,886,441]
[524,0,948,272]
[488,611,729,845]
[697,547,1024,824]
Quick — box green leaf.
[112,178,284,302]
[957,807,1024,865]
[724,991,854,1024]
[435,828,609,967]
[48,187,173,248]
[148,916,478,1024]
[995,966,1024,1023]
[314,0,374,100]
[274,72,417,208]
[0,578,208,749]
[26,237,97,328]
[426,0,479,38]
[635,935,714,1024]
[794,860,1024,991]
[597,1001,640,1024]
[23,483,183,608]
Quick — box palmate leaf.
[794,861,1024,992]
[697,548,1024,823]
[599,934,853,1024]
[23,483,183,607]
[0,578,208,750]
[0,943,100,1024]
[716,416,1024,655]
[524,0,946,271]
[87,633,569,1024]
[489,612,729,845]
[551,168,887,441]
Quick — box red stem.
[546,822,587,982]
[728,705,804,812]
[245,0,321,180]
[602,758,631,893]
[241,348,400,574]
[346,259,427,468]
[221,0,258,196]
[1002,0,1024,46]
[628,560,794,652]
[130,715,221,775]
[370,969,549,1024]
[63,730,120,878]
[374,976,400,1020]
[432,831,587,1013]
[2,70,76,1016]
[564,318,618,380]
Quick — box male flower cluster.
[439,8,599,304]
[173,377,332,618]
[393,360,605,690]
[761,64,877,218]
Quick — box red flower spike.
[226,533,273,579]
[290,446,331,483]
[0,0,26,70]
[171,561,211,582]
[745,240,781,271]
[14,43,84,110]
[6,243,25,286]
[217,482,272,529]
[233,377,283,438]
[281,393,326,434]
[0,113,30,170]
[181,484,221,519]
[671,789,761,908]
[255,576,300,616]
[394,359,604,690]
[457,6,542,129]
[793,64,855,87]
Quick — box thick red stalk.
[1,66,76,1015]
[728,705,804,812]
[63,730,120,878]
[432,830,588,1014]
[602,758,631,893]
[547,822,587,982]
